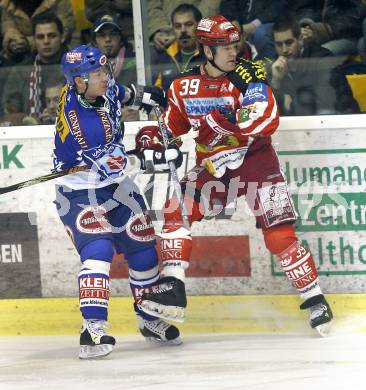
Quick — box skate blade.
[315,320,332,337]
[79,344,114,359]
[141,300,185,323]
[144,335,183,346]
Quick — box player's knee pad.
[262,224,297,255]
[78,258,111,320]
[159,226,192,270]
[80,239,114,263]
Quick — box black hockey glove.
[140,144,183,172]
[126,84,167,114]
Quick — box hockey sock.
[78,239,114,320]
[159,226,192,282]
[78,259,111,320]
[263,225,322,300]
[126,247,160,320]
[277,241,322,300]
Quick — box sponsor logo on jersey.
[243,82,268,103]
[126,213,155,242]
[97,109,113,143]
[204,84,219,89]
[76,206,112,233]
[183,97,234,116]
[68,110,88,149]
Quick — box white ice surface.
[0,333,364,390]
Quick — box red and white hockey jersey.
[163,58,279,167]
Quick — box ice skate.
[135,304,182,345]
[79,319,115,359]
[140,276,187,323]
[300,294,333,337]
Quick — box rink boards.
[0,115,366,333]
[1,294,366,335]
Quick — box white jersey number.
[180,79,200,96]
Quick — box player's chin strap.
[207,45,228,74]
[79,77,90,100]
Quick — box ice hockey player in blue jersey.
[53,45,183,359]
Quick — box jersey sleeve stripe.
[243,98,279,136]
[237,87,279,135]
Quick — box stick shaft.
[153,105,190,230]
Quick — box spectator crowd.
[0,0,366,126]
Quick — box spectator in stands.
[92,14,136,86]
[270,15,336,116]
[152,4,204,91]
[2,12,68,125]
[148,0,221,52]
[291,0,366,56]
[91,13,138,121]
[0,0,74,56]
[329,7,366,115]
[219,0,287,59]
[40,77,63,124]
[84,0,134,43]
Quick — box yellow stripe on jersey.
[55,85,71,143]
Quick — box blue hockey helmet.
[61,45,109,85]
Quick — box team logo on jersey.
[76,206,112,234]
[65,52,82,63]
[197,18,215,32]
[126,213,155,242]
[243,82,268,103]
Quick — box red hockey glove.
[135,125,164,151]
[197,109,239,148]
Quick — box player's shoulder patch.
[55,85,71,143]
[228,58,268,90]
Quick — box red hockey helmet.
[195,15,240,46]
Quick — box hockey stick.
[0,165,89,195]
[0,150,144,196]
[153,105,191,230]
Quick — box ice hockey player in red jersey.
[136,15,333,336]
